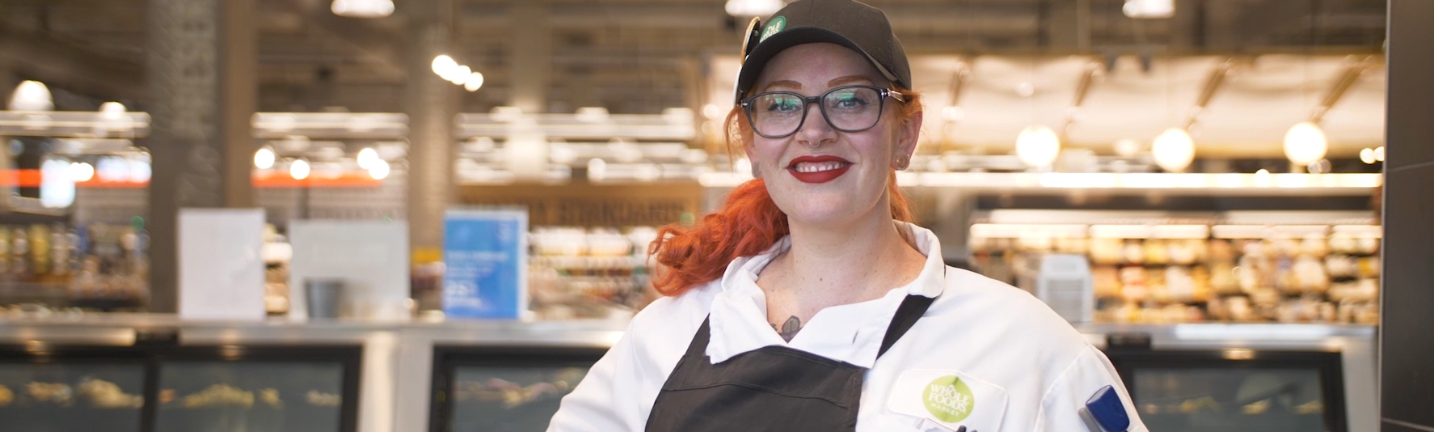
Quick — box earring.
[751,164,762,178]
[894,154,911,171]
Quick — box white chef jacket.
[548,223,1147,432]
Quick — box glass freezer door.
[0,349,146,432]
[1108,349,1346,432]
[431,346,606,432]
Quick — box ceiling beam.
[0,21,144,102]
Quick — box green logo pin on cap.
[760,16,786,42]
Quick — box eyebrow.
[760,75,879,93]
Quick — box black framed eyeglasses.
[740,85,906,139]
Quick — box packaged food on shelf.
[968,211,1380,324]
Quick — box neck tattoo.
[773,316,802,342]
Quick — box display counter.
[0,315,1376,432]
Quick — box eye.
[827,89,872,110]
[762,95,803,113]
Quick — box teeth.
[793,161,846,173]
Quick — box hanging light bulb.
[1359,148,1376,164]
[1152,127,1195,172]
[7,80,54,111]
[725,0,783,17]
[431,55,457,77]
[464,72,485,92]
[290,158,311,180]
[331,0,394,18]
[356,147,378,169]
[1374,146,1385,162]
[1283,121,1328,166]
[1015,125,1061,168]
[254,146,276,169]
[69,162,95,182]
[1123,0,1175,19]
[448,65,472,85]
[368,159,391,180]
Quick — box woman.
[549,0,1146,430]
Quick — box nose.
[794,100,836,147]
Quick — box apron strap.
[685,317,714,357]
[877,294,936,358]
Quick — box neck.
[759,212,927,317]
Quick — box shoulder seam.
[1031,344,1096,432]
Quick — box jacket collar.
[704,222,946,368]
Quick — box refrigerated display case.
[0,346,147,432]
[152,346,362,432]
[1105,348,1347,432]
[0,342,361,432]
[428,346,606,432]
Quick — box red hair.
[649,88,922,296]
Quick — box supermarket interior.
[0,0,1430,431]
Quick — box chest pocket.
[885,369,1008,432]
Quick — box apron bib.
[645,294,935,432]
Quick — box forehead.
[754,43,886,90]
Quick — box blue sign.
[443,209,528,319]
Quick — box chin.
[777,197,865,227]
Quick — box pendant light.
[290,158,311,180]
[331,0,393,18]
[1123,0,1174,19]
[1151,128,1195,172]
[1016,125,1060,168]
[725,0,783,17]
[7,80,54,111]
[1283,122,1329,166]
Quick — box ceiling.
[0,0,1389,157]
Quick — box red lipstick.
[786,155,853,184]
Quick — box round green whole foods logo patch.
[923,375,975,423]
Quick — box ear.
[892,110,923,168]
[741,142,761,178]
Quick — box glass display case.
[429,346,606,432]
[0,347,147,432]
[0,344,361,432]
[1105,349,1346,432]
[153,346,361,432]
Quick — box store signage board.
[443,208,528,319]
[288,221,410,321]
[178,209,265,320]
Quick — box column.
[404,0,458,257]
[1380,1,1434,431]
[508,2,550,113]
[145,0,257,312]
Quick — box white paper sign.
[288,220,410,321]
[178,209,265,320]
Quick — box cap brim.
[734,28,901,104]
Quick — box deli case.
[0,327,363,432]
[0,316,1378,432]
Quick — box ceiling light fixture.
[290,158,311,180]
[1283,121,1329,166]
[331,0,394,18]
[1015,125,1060,168]
[464,73,485,92]
[1152,127,1195,172]
[356,147,378,169]
[1359,148,1376,164]
[369,159,390,180]
[254,146,276,169]
[7,80,54,111]
[725,0,783,17]
[1123,0,1175,19]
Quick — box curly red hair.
[648,88,922,296]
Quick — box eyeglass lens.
[748,86,885,137]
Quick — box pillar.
[1380,1,1434,431]
[145,0,257,312]
[404,0,459,257]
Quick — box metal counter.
[0,316,1377,432]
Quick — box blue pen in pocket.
[1078,385,1130,432]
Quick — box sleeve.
[546,327,651,432]
[1032,345,1148,432]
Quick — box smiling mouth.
[790,161,851,173]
